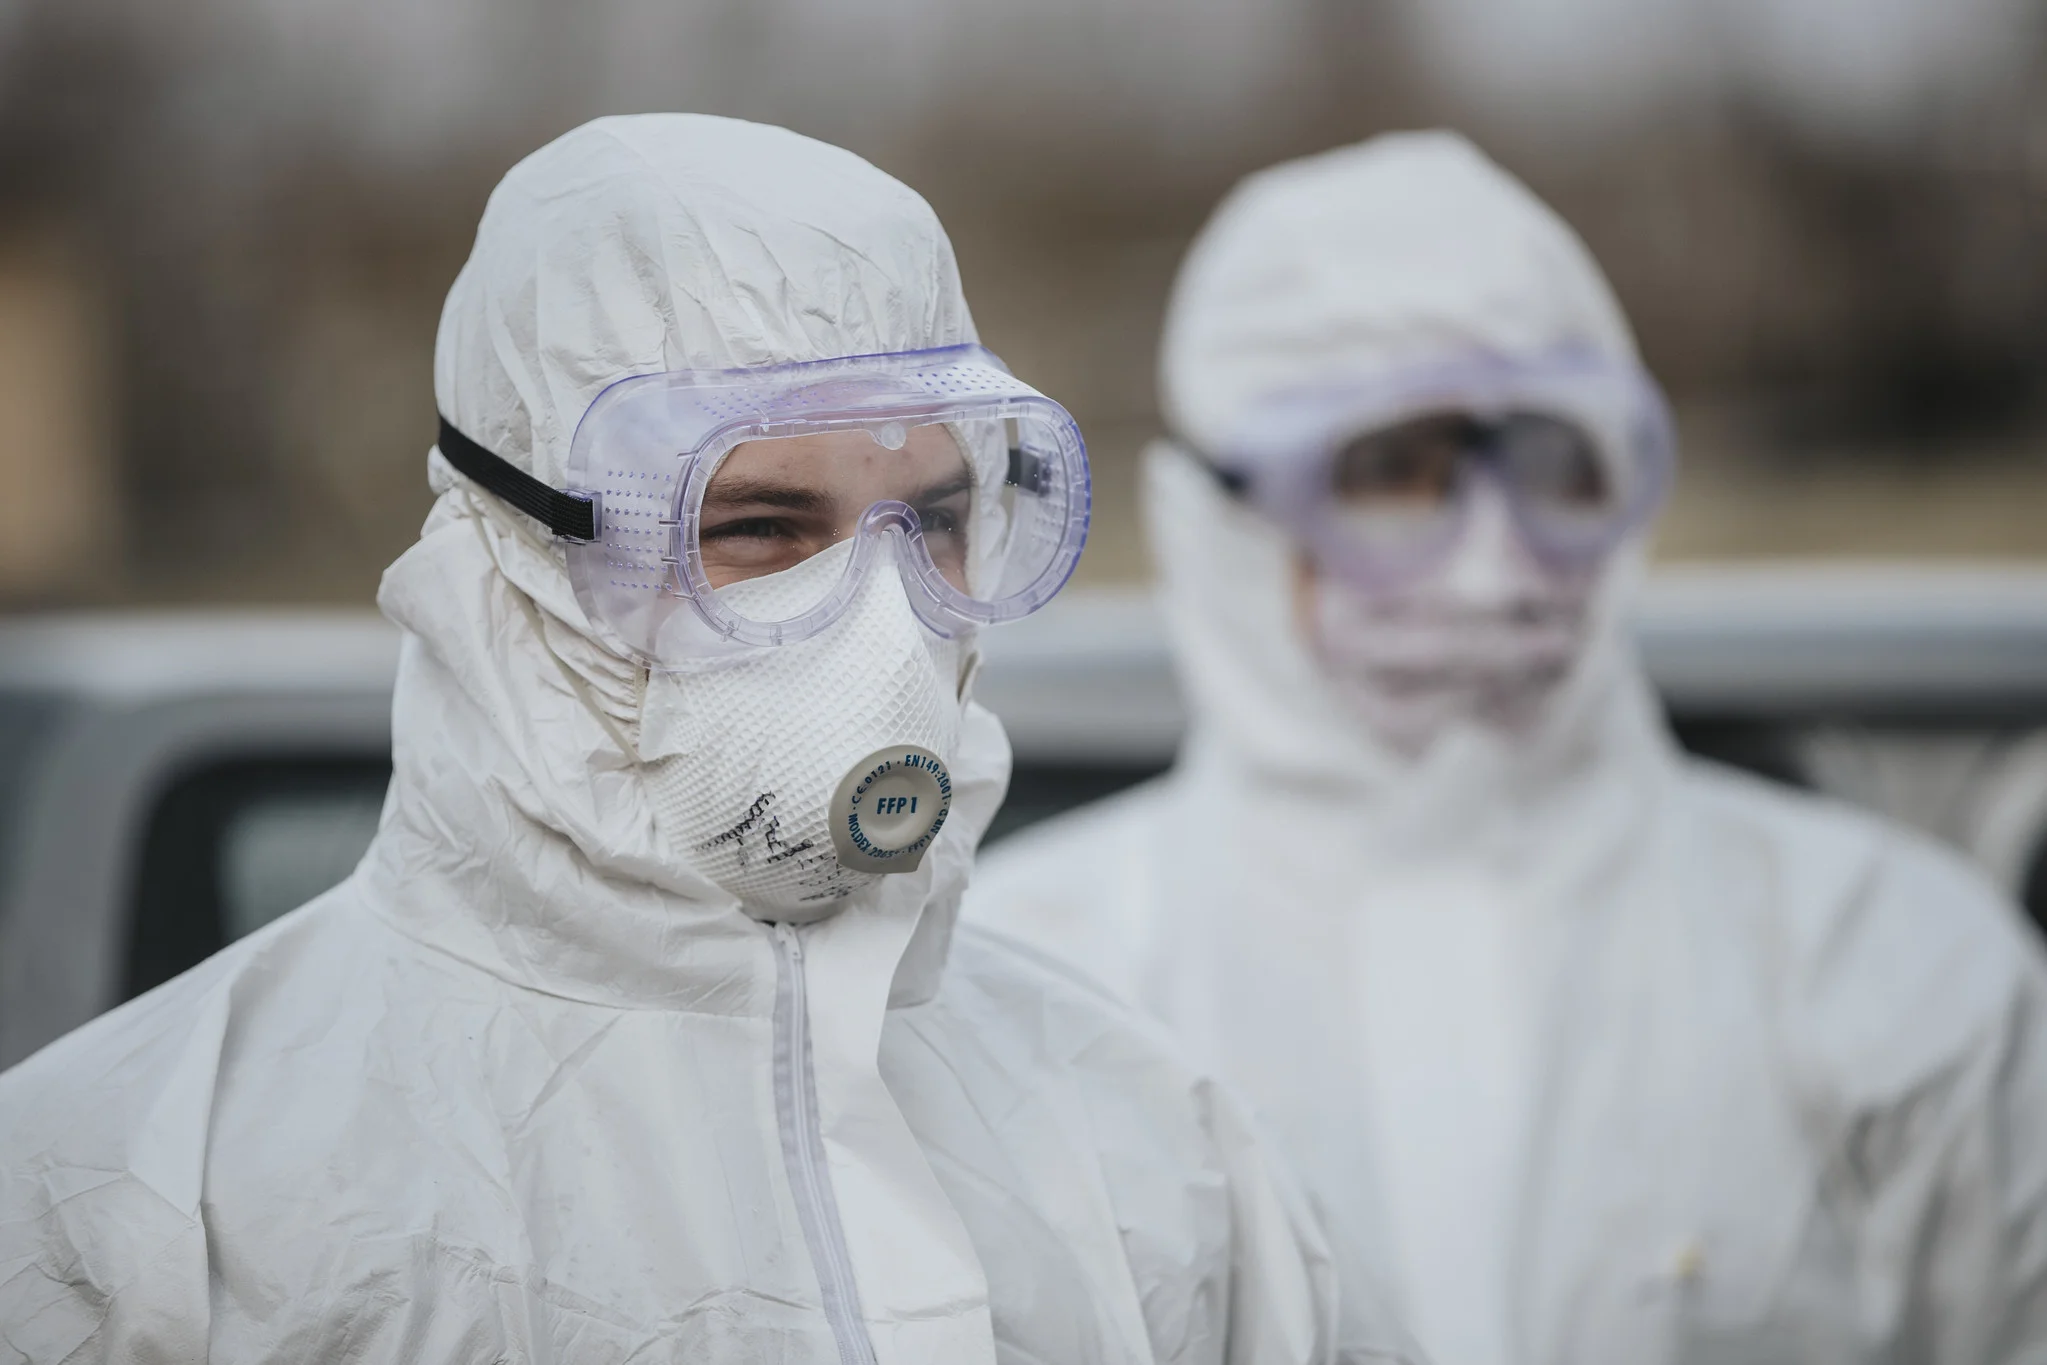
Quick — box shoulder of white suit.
[1681,755,2047,1086]
[943,920,1220,1087]
[0,883,366,1151]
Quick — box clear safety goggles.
[1194,350,1675,589]
[437,344,1092,664]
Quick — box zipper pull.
[775,921,801,959]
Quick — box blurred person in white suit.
[0,114,1427,1365]
[968,131,2047,1365]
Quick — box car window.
[2026,835,2047,933]
[986,760,1169,846]
[126,756,391,999]
[992,721,2047,937]
[982,727,1809,850]
[0,692,73,907]
[110,721,2045,1003]
[220,788,387,941]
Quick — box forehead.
[721,424,960,475]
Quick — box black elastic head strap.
[436,416,596,542]
[1163,431,1250,497]
[1006,443,1055,496]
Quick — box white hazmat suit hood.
[1151,130,1665,875]
[0,114,1376,1365]
[970,131,2047,1365]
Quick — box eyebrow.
[702,471,977,516]
[907,471,975,506]
[700,478,836,515]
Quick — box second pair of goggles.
[1195,349,1676,589]
[437,344,1091,664]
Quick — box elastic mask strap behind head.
[437,416,597,543]
[1162,433,1250,498]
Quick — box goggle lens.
[1199,351,1674,593]
[1493,413,1611,513]
[1330,410,1613,513]
[701,423,976,605]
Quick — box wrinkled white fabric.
[969,130,2047,1365]
[1349,860,1534,1365]
[0,114,1370,1365]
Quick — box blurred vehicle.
[4,563,2047,1068]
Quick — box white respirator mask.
[1305,483,1596,753]
[639,541,968,921]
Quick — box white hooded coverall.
[968,133,2047,1365]
[0,115,1407,1365]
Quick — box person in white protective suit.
[967,131,2047,1365]
[0,114,1426,1365]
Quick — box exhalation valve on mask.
[680,744,951,921]
[828,745,952,872]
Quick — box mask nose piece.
[859,499,967,640]
[1439,478,1541,606]
[829,745,953,873]
[858,499,918,537]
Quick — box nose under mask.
[640,541,968,921]
[1303,495,1595,753]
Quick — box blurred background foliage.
[0,0,2041,602]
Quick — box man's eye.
[916,501,969,536]
[701,516,795,542]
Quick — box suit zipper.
[773,922,879,1365]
